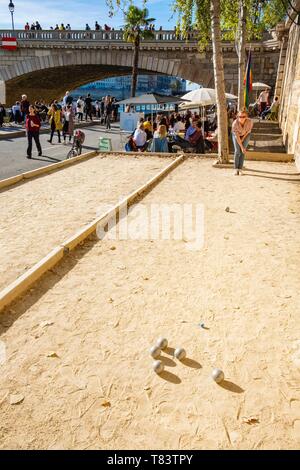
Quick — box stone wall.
[277,6,300,169]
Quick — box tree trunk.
[131,36,140,97]
[210,0,229,163]
[236,0,247,110]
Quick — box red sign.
[2,37,17,50]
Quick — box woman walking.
[47,103,62,143]
[105,97,113,130]
[231,110,253,175]
[26,104,42,159]
[76,96,84,122]
[62,105,75,144]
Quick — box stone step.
[252,127,281,134]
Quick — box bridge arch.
[1,50,214,104]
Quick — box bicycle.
[66,130,85,159]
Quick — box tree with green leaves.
[122,5,155,97]
[173,0,230,162]
[222,0,286,109]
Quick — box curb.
[0,150,98,190]
[0,155,185,313]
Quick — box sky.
[0,0,177,30]
[0,0,199,89]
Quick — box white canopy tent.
[179,88,237,118]
[180,88,238,106]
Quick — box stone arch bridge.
[0,29,280,104]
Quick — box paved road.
[0,123,129,181]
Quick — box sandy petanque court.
[0,156,300,449]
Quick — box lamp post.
[8,1,15,32]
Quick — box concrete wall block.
[141,55,148,70]
[167,60,175,76]
[106,51,112,65]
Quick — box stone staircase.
[246,119,292,162]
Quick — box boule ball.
[225,207,230,212]
[156,337,168,350]
[212,368,225,383]
[150,345,161,359]
[174,347,186,361]
[153,360,164,374]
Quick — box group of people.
[15,91,120,158]
[23,22,167,32]
[125,106,253,176]
[75,94,119,127]
[126,111,219,154]
[254,88,280,120]
[5,87,273,176]
[24,22,113,31]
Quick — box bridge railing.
[0,29,198,42]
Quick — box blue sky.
[0,0,177,30]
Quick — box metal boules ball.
[153,360,164,374]
[150,346,161,359]
[212,368,225,384]
[225,207,230,212]
[174,348,186,361]
[156,337,168,350]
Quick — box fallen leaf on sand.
[46,352,59,358]
[100,400,111,407]
[9,394,25,405]
[241,416,259,425]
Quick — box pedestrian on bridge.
[26,105,42,159]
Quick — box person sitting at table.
[261,96,279,120]
[185,118,198,140]
[173,116,185,133]
[143,116,153,139]
[188,120,205,153]
[150,124,169,153]
[205,127,218,152]
[133,123,147,151]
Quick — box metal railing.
[0,29,198,42]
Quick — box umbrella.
[180,88,238,107]
[116,93,188,105]
[252,82,271,90]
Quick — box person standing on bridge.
[26,105,42,159]
[47,104,63,144]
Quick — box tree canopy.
[123,4,155,43]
